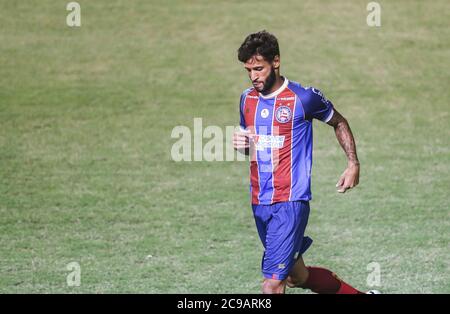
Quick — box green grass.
[0,0,449,293]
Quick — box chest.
[243,97,303,135]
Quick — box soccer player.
[233,31,371,294]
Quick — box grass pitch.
[0,0,449,293]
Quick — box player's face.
[244,54,279,94]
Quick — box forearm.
[334,119,359,165]
[327,109,360,192]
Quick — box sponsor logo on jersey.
[252,134,285,151]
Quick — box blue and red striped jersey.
[239,77,334,205]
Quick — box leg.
[286,256,309,288]
[254,201,311,294]
[262,278,287,294]
[287,258,363,294]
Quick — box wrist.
[348,160,360,167]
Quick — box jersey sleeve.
[302,87,334,122]
[239,93,246,129]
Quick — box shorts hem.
[262,272,289,281]
[252,198,311,206]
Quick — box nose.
[250,71,259,82]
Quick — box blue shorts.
[252,200,313,280]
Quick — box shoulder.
[287,82,327,106]
[239,87,257,107]
[241,87,256,98]
[288,82,334,121]
[239,87,256,111]
[241,87,256,96]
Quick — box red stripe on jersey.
[243,90,260,204]
[271,89,295,203]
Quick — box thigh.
[252,203,271,247]
[262,201,310,280]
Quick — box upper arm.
[326,108,346,128]
[302,87,334,122]
[239,93,246,129]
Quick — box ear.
[272,55,280,69]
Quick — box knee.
[286,275,306,288]
[286,268,309,288]
[262,279,285,294]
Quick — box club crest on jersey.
[275,106,292,123]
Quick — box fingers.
[233,142,249,149]
[337,185,348,193]
[233,131,250,140]
[233,132,250,149]
[336,176,345,189]
[336,178,358,193]
[336,166,360,193]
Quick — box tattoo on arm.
[327,109,359,164]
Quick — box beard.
[259,67,277,94]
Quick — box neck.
[262,74,284,95]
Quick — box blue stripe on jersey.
[255,97,275,203]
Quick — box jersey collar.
[258,77,289,99]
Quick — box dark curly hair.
[237,30,280,63]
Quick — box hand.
[336,162,360,193]
[233,129,250,151]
